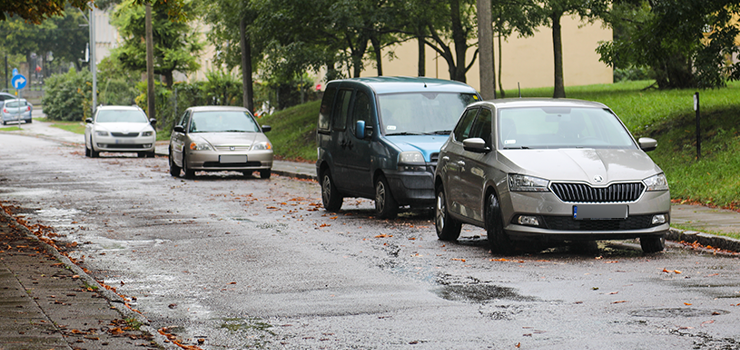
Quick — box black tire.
[168,148,181,177]
[148,151,156,158]
[640,235,665,253]
[374,175,398,219]
[89,137,100,158]
[486,192,514,255]
[137,152,146,158]
[260,169,272,179]
[435,185,461,241]
[320,169,343,212]
[25,119,31,124]
[182,154,195,178]
[85,143,91,157]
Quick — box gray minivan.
[316,76,480,218]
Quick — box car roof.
[328,76,479,95]
[187,106,250,113]
[4,98,28,103]
[472,98,609,110]
[96,105,143,111]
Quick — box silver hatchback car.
[169,106,273,179]
[434,99,670,254]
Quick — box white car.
[84,106,157,158]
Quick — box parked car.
[168,106,273,179]
[84,105,157,158]
[434,98,670,254]
[1,98,32,125]
[316,76,480,218]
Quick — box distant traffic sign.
[11,74,27,90]
[12,68,18,76]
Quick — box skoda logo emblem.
[229,146,235,151]
[593,175,604,183]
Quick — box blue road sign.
[12,68,18,76]
[11,74,27,90]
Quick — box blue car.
[316,77,480,218]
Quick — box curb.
[667,227,740,253]
[0,206,178,350]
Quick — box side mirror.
[173,125,184,133]
[638,137,657,152]
[463,138,490,153]
[85,118,93,124]
[261,125,272,133]
[356,120,373,139]
[149,118,157,126]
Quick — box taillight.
[27,106,31,111]
[2,108,6,113]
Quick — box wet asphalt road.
[1,133,740,349]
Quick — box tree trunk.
[551,12,565,98]
[497,34,505,98]
[145,2,155,120]
[240,16,254,112]
[417,34,425,77]
[477,0,495,99]
[370,36,383,76]
[450,0,467,83]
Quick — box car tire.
[260,169,271,179]
[320,169,343,212]
[640,235,665,253]
[168,148,181,177]
[182,154,195,178]
[26,119,31,124]
[137,152,146,158]
[148,151,156,158]
[435,185,461,241]
[84,143,91,157]
[486,192,514,255]
[374,175,398,219]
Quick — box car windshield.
[498,107,637,149]
[96,110,148,123]
[379,92,478,135]
[189,111,259,133]
[5,100,28,108]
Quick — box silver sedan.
[434,99,670,254]
[169,106,273,179]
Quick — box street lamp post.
[89,7,97,117]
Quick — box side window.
[350,91,372,129]
[333,89,352,131]
[177,111,189,128]
[453,107,479,142]
[470,108,493,147]
[318,86,337,132]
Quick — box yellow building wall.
[362,15,613,91]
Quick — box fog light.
[517,215,540,227]
[652,214,666,225]
[143,144,152,148]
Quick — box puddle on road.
[435,284,537,303]
[630,308,730,318]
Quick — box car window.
[4,100,28,108]
[177,110,189,128]
[453,107,479,142]
[350,90,373,132]
[332,89,352,131]
[380,92,478,135]
[498,107,636,149]
[469,108,492,147]
[189,111,259,133]
[318,86,337,132]
[96,109,148,123]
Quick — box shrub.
[42,67,92,121]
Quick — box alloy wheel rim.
[376,181,386,212]
[322,175,331,204]
[436,193,445,230]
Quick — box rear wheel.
[320,169,343,212]
[435,186,461,241]
[168,148,181,177]
[486,192,514,255]
[640,235,665,253]
[260,169,272,179]
[374,175,398,219]
[182,154,195,178]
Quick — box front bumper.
[186,150,273,171]
[501,190,671,241]
[93,135,156,152]
[384,167,435,207]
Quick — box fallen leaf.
[612,300,627,304]
[684,302,692,306]
[451,258,466,262]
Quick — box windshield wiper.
[425,130,452,135]
[503,146,530,149]
[386,132,423,136]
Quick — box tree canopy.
[0,0,89,24]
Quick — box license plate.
[114,139,135,144]
[219,155,247,163]
[573,204,628,220]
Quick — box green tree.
[43,67,92,121]
[0,0,89,24]
[597,0,740,89]
[110,0,203,88]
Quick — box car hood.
[95,123,153,133]
[498,148,662,184]
[387,135,449,162]
[192,132,264,146]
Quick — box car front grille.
[111,132,139,137]
[103,144,148,149]
[550,182,644,203]
[541,215,656,231]
[203,161,263,168]
[215,146,250,152]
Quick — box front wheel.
[435,186,461,241]
[374,175,398,219]
[640,235,665,253]
[321,170,343,212]
[260,169,271,179]
[486,192,514,255]
[182,154,195,178]
[168,148,181,177]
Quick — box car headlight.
[399,151,425,164]
[189,138,214,151]
[508,174,550,192]
[96,131,109,137]
[142,131,154,137]
[251,141,272,150]
[644,173,669,191]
